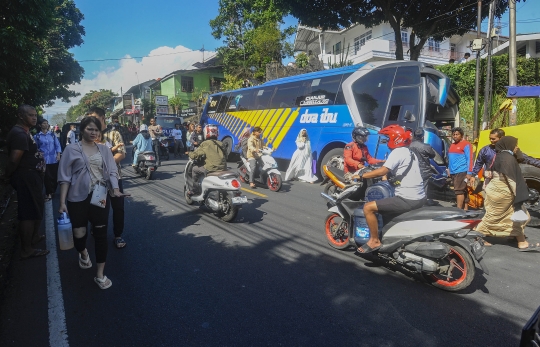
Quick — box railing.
[389,40,467,62]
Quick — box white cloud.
[45,45,214,115]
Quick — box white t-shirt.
[171,129,183,140]
[383,147,425,200]
[67,130,77,145]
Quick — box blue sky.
[44,0,540,116]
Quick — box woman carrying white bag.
[284,129,317,183]
[58,116,129,289]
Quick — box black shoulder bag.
[387,150,415,187]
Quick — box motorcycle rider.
[247,127,264,188]
[356,125,426,253]
[408,128,436,199]
[148,118,163,166]
[344,126,384,182]
[187,124,227,195]
[132,124,154,167]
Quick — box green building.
[150,63,224,112]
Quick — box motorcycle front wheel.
[184,185,194,205]
[325,213,350,249]
[217,193,238,222]
[267,173,282,192]
[424,245,475,292]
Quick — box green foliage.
[220,74,244,91]
[168,96,183,113]
[210,0,294,81]
[295,53,309,68]
[50,113,67,126]
[0,0,85,129]
[66,89,117,122]
[437,55,540,126]
[141,99,156,124]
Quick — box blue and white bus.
[200,61,459,176]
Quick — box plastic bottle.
[353,210,383,246]
[57,212,74,250]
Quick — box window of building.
[428,38,440,52]
[334,41,341,55]
[181,76,194,93]
[354,30,373,54]
[401,29,408,46]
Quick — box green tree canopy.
[210,0,294,81]
[0,0,85,128]
[66,89,117,122]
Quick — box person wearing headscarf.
[284,129,317,183]
[476,136,539,251]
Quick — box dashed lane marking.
[45,200,70,347]
[241,187,268,198]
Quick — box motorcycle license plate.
[232,196,248,205]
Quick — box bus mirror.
[438,78,450,106]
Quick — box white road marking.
[45,200,70,347]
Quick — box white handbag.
[90,181,107,208]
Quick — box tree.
[279,0,521,61]
[66,89,117,122]
[50,113,67,126]
[168,96,183,114]
[141,99,156,124]
[210,0,294,81]
[0,0,85,128]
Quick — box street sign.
[123,94,133,110]
[180,107,197,116]
[155,95,168,106]
[156,105,169,114]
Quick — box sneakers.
[79,251,92,269]
[511,209,529,222]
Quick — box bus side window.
[253,88,274,110]
[335,73,353,105]
[296,75,343,107]
[216,93,231,113]
[206,95,222,114]
[393,66,420,87]
[231,91,254,111]
[269,82,303,109]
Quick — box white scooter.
[184,159,248,222]
[321,180,488,292]
[238,147,282,191]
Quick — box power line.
[77,49,213,63]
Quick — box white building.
[294,23,509,67]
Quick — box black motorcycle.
[132,150,157,180]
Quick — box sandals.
[94,276,112,290]
[114,238,127,249]
[356,243,382,254]
[518,242,540,252]
[79,252,92,269]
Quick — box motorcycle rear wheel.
[217,194,238,222]
[325,213,350,249]
[145,168,153,180]
[267,173,282,192]
[424,245,475,292]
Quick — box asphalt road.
[1,153,540,346]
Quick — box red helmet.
[203,124,219,140]
[379,125,412,150]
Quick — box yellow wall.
[478,122,540,158]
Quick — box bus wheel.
[319,148,344,177]
[222,137,233,159]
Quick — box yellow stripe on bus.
[249,110,263,128]
[224,114,235,128]
[244,110,258,127]
[261,109,278,132]
[262,109,284,140]
[267,109,292,148]
[272,109,300,149]
[254,109,272,127]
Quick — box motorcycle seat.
[141,151,155,155]
[327,166,346,182]
[390,206,471,224]
[207,171,239,179]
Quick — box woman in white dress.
[284,129,317,183]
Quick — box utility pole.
[473,0,482,140]
[509,0,518,126]
[482,0,497,130]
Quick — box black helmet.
[413,128,425,140]
[352,126,370,143]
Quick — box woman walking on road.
[34,119,62,200]
[185,123,195,154]
[58,117,129,289]
[476,136,540,251]
[284,129,317,183]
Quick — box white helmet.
[139,124,148,132]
